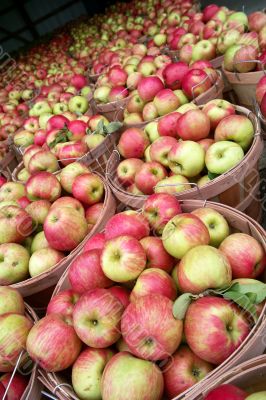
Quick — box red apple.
[163,62,189,90]
[153,89,179,116]
[202,99,236,129]
[204,384,248,400]
[176,109,210,140]
[108,286,130,308]
[72,173,104,206]
[46,289,80,325]
[83,232,106,252]
[117,158,144,187]
[135,161,167,195]
[105,211,150,240]
[182,69,211,100]
[118,128,150,159]
[25,172,61,202]
[157,112,181,138]
[0,372,28,400]
[140,236,175,272]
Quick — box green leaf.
[96,119,105,134]
[173,293,194,320]
[66,130,73,140]
[223,291,258,323]
[106,121,123,134]
[226,282,266,304]
[208,171,220,180]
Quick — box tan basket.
[210,55,224,69]
[9,176,116,299]
[106,105,263,221]
[0,149,20,180]
[222,64,265,111]
[38,200,266,400]
[190,355,266,400]
[255,101,266,140]
[94,96,131,122]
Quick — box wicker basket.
[9,176,116,299]
[222,64,265,111]
[38,200,266,400]
[0,149,20,180]
[94,96,132,122]
[106,105,263,221]
[190,355,266,400]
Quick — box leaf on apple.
[173,293,195,320]
[223,291,258,323]
[207,171,220,180]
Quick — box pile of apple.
[24,192,266,399]
[13,114,121,183]
[115,99,254,196]
[0,286,35,398]
[204,383,266,400]
[256,75,266,120]
[0,161,105,284]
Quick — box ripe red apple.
[60,162,90,193]
[108,286,130,308]
[0,206,33,244]
[163,345,214,398]
[153,89,179,116]
[23,145,42,170]
[135,161,167,195]
[203,4,220,22]
[118,128,149,159]
[26,172,61,202]
[256,76,266,104]
[44,206,88,251]
[101,235,146,282]
[163,62,189,90]
[204,384,248,400]
[233,45,258,73]
[202,99,236,129]
[219,233,266,279]
[157,112,181,138]
[105,211,150,240]
[185,296,250,365]
[101,352,164,400]
[83,232,106,252]
[69,249,112,293]
[73,288,124,348]
[26,314,82,372]
[58,141,88,166]
[149,136,178,167]
[182,69,211,99]
[140,236,175,272]
[0,372,28,400]
[117,158,144,187]
[137,76,164,102]
[46,289,80,325]
[261,92,266,118]
[121,294,183,361]
[72,173,104,206]
[176,109,210,140]
[248,11,266,33]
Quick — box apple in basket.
[121,294,183,361]
[25,172,61,202]
[51,196,85,216]
[134,161,167,195]
[0,182,25,202]
[72,173,104,206]
[185,296,250,365]
[26,200,51,226]
[118,128,150,159]
[153,89,179,116]
[0,286,25,316]
[72,348,114,400]
[246,392,266,399]
[101,352,164,400]
[26,314,82,372]
[28,248,64,277]
[83,232,106,252]
[59,162,90,193]
[0,206,33,244]
[47,290,80,325]
[205,141,244,175]
[149,136,178,167]
[44,206,88,251]
[202,99,236,129]
[105,211,150,240]
[168,141,205,178]
[23,145,42,170]
[163,345,214,398]
[0,243,30,285]
[73,288,124,348]
[108,286,130,308]
[204,384,248,399]
[0,313,33,372]
[0,372,28,399]
[163,62,189,90]
[27,150,59,174]
[176,109,210,141]
[117,158,144,187]
[181,69,212,100]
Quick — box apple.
[29,247,64,277]
[256,76,266,104]
[178,245,232,294]
[219,233,266,279]
[72,173,104,206]
[137,76,164,102]
[17,196,31,209]
[179,44,194,64]
[28,150,59,174]
[47,289,80,325]
[246,392,266,400]
[73,288,124,348]
[101,352,164,400]
[192,40,216,61]
[215,114,254,151]
[217,30,241,54]
[121,294,183,360]
[23,145,42,170]
[26,200,51,226]
[83,233,105,252]
[143,102,159,121]
[153,89,179,116]
[26,314,82,372]
[135,161,167,195]
[130,268,177,302]
[192,208,230,247]
[0,313,32,372]
[157,112,181,138]
[13,130,34,148]
[223,45,242,72]
[72,348,114,400]
[202,99,236,129]
[176,109,210,141]
[69,249,112,294]
[149,136,178,167]
[118,128,149,159]
[0,243,29,285]
[94,86,111,104]
[168,140,205,177]
[203,20,223,40]
[47,115,69,130]
[60,162,90,193]
[140,236,175,272]
[0,182,25,202]
[182,69,212,100]
[163,345,214,398]
[108,286,130,308]
[248,11,266,32]
[185,296,250,365]
[23,116,39,133]
[163,62,189,90]
[233,45,258,73]
[259,26,266,52]
[68,95,89,114]
[117,158,144,187]
[26,172,61,202]
[261,93,266,118]
[162,213,210,259]
[101,235,146,282]
[0,372,28,400]
[227,11,249,29]
[51,196,84,217]
[0,286,24,316]
[203,4,220,22]
[31,231,49,253]
[127,94,145,113]
[0,206,33,244]
[108,66,128,86]
[204,384,248,400]
[154,175,190,195]
[105,211,150,241]
[138,61,157,77]
[205,141,244,175]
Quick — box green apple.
[246,392,266,400]
[192,207,230,247]
[154,175,190,195]
[29,248,64,277]
[0,243,29,285]
[68,95,89,114]
[215,114,254,151]
[223,44,242,72]
[227,12,249,29]
[217,30,241,54]
[17,168,30,182]
[93,86,111,104]
[144,145,152,162]
[197,175,211,187]
[205,141,244,175]
[83,134,105,149]
[168,141,205,178]
[14,130,34,147]
[39,113,52,129]
[31,231,50,253]
[144,121,160,143]
[31,101,52,116]
[0,287,25,316]
[53,102,68,114]
[177,103,198,114]
[80,86,92,97]
[173,90,189,106]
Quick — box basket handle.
[105,149,121,176]
[232,59,266,81]
[191,73,212,101]
[154,181,206,201]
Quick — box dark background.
[0,0,265,54]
